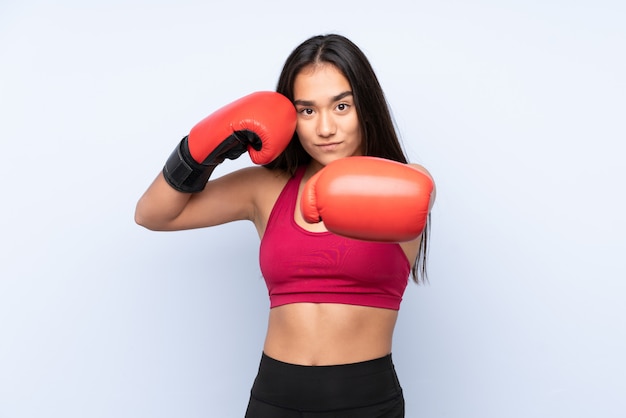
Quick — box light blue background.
[1,0,624,417]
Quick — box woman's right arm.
[134,91,297,231]
[135,166,266,232]
[134,172,194,231]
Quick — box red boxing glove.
[301,156,434,242]
[163,91,296,192]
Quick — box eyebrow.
[293,91,353,107]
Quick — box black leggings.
[245,353,404,418]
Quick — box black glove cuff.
[162,136,217,193]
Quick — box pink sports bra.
[259,166,410,310]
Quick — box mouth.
[316,142,342,151]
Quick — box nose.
[316,110,336,137]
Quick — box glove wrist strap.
[162,136,217,193]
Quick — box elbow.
[134,207,176,232]
[134,204,161,231]
[134,215,148,230]
[134,209,153,230]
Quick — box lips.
[316,142,342,151]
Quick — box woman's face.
[292,63,363,169]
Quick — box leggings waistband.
[250,353,403,412]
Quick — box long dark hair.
[266,34,430,284]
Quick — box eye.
[298,108,315,116]
[336,103,350,112]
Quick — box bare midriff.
[263,302,398,366]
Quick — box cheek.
[350,120,364,153]
[342,112,359,132]
[346,117,362,140]
[295,121,313,142]
[295,126,312,152]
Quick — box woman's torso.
[249,165,420,366]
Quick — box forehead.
[293,63,352,100]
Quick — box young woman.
[135,34,435,418]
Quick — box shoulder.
[210,165,291,204]
[236,166,292,233]
[407,163,436,208]
[229,164,292,206]
[215,165,290,187]
[190,166,291,229]
[407,163,434,180]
